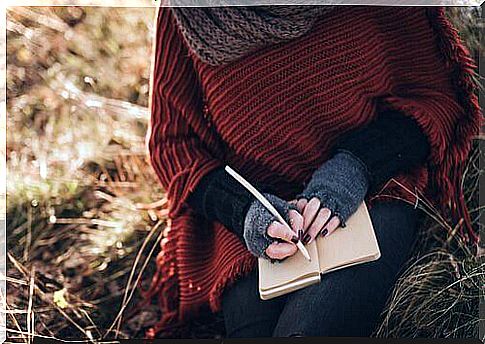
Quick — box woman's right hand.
[243,193,304,261]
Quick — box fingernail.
[290,235,299,244]
[298,230,303,240]
[320,229,328,237]
[302,233,311,245]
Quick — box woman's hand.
[291,151,369,245]
[289,197,341,245]
[243,193,304,261]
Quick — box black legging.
[221,200,419,337]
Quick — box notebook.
[258,202,381,300]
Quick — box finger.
[320,216,341,237]
[296,198,308,213]
[265,242,298,260]
[267,221,299,243]
[305,207,332,245]
[288,209,304,239]
[302,197,321,231]
[288,199,298,205]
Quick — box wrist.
[332,150,371,185]
[187,167,277,240]
[296,151,369,225]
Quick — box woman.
[144,5,481,338]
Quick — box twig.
[105,220,164,339]
[0,286,28,343]
[7,253,95,341]
[27,267,35,344]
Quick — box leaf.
[53,288,69,309]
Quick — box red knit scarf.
[141,6,482,338]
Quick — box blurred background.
[5,6,485,340]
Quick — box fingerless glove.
[243,193,298,258]
[295,151,369,227]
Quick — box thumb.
[267,221,299,244]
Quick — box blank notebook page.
[317,203,380,273]
[259,240,320,291]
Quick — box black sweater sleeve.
[186,168,275,239]
[332,109,430,194]
[186,109,430,239]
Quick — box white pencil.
[224,165,311,261]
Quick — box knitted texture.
[144,6,481,337]
[296,152,369,227]
[243,193,297,259]
[333,109,431,194]
[186,167,275,239]
[186,109,429,245]
[170,6,334,66]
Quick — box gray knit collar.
[170,6,334,66]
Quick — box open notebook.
[258,202,381,300]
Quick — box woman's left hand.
[290,151,370,246]
[289,197,341,245]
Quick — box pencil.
[224,165,311,262]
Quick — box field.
[5,6,485,340]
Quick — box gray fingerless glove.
[296,151,369,227]
[243,193,297,259]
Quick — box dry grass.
[373,142,484,340]
[7,7,167,340]
[5,6,484,341]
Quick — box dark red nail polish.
[303,233,311,244]
[298,230,303,240]
[290,235,299,244]
[321,229,328,237]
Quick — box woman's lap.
[222,200,419,338]
[221,268,285,337]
